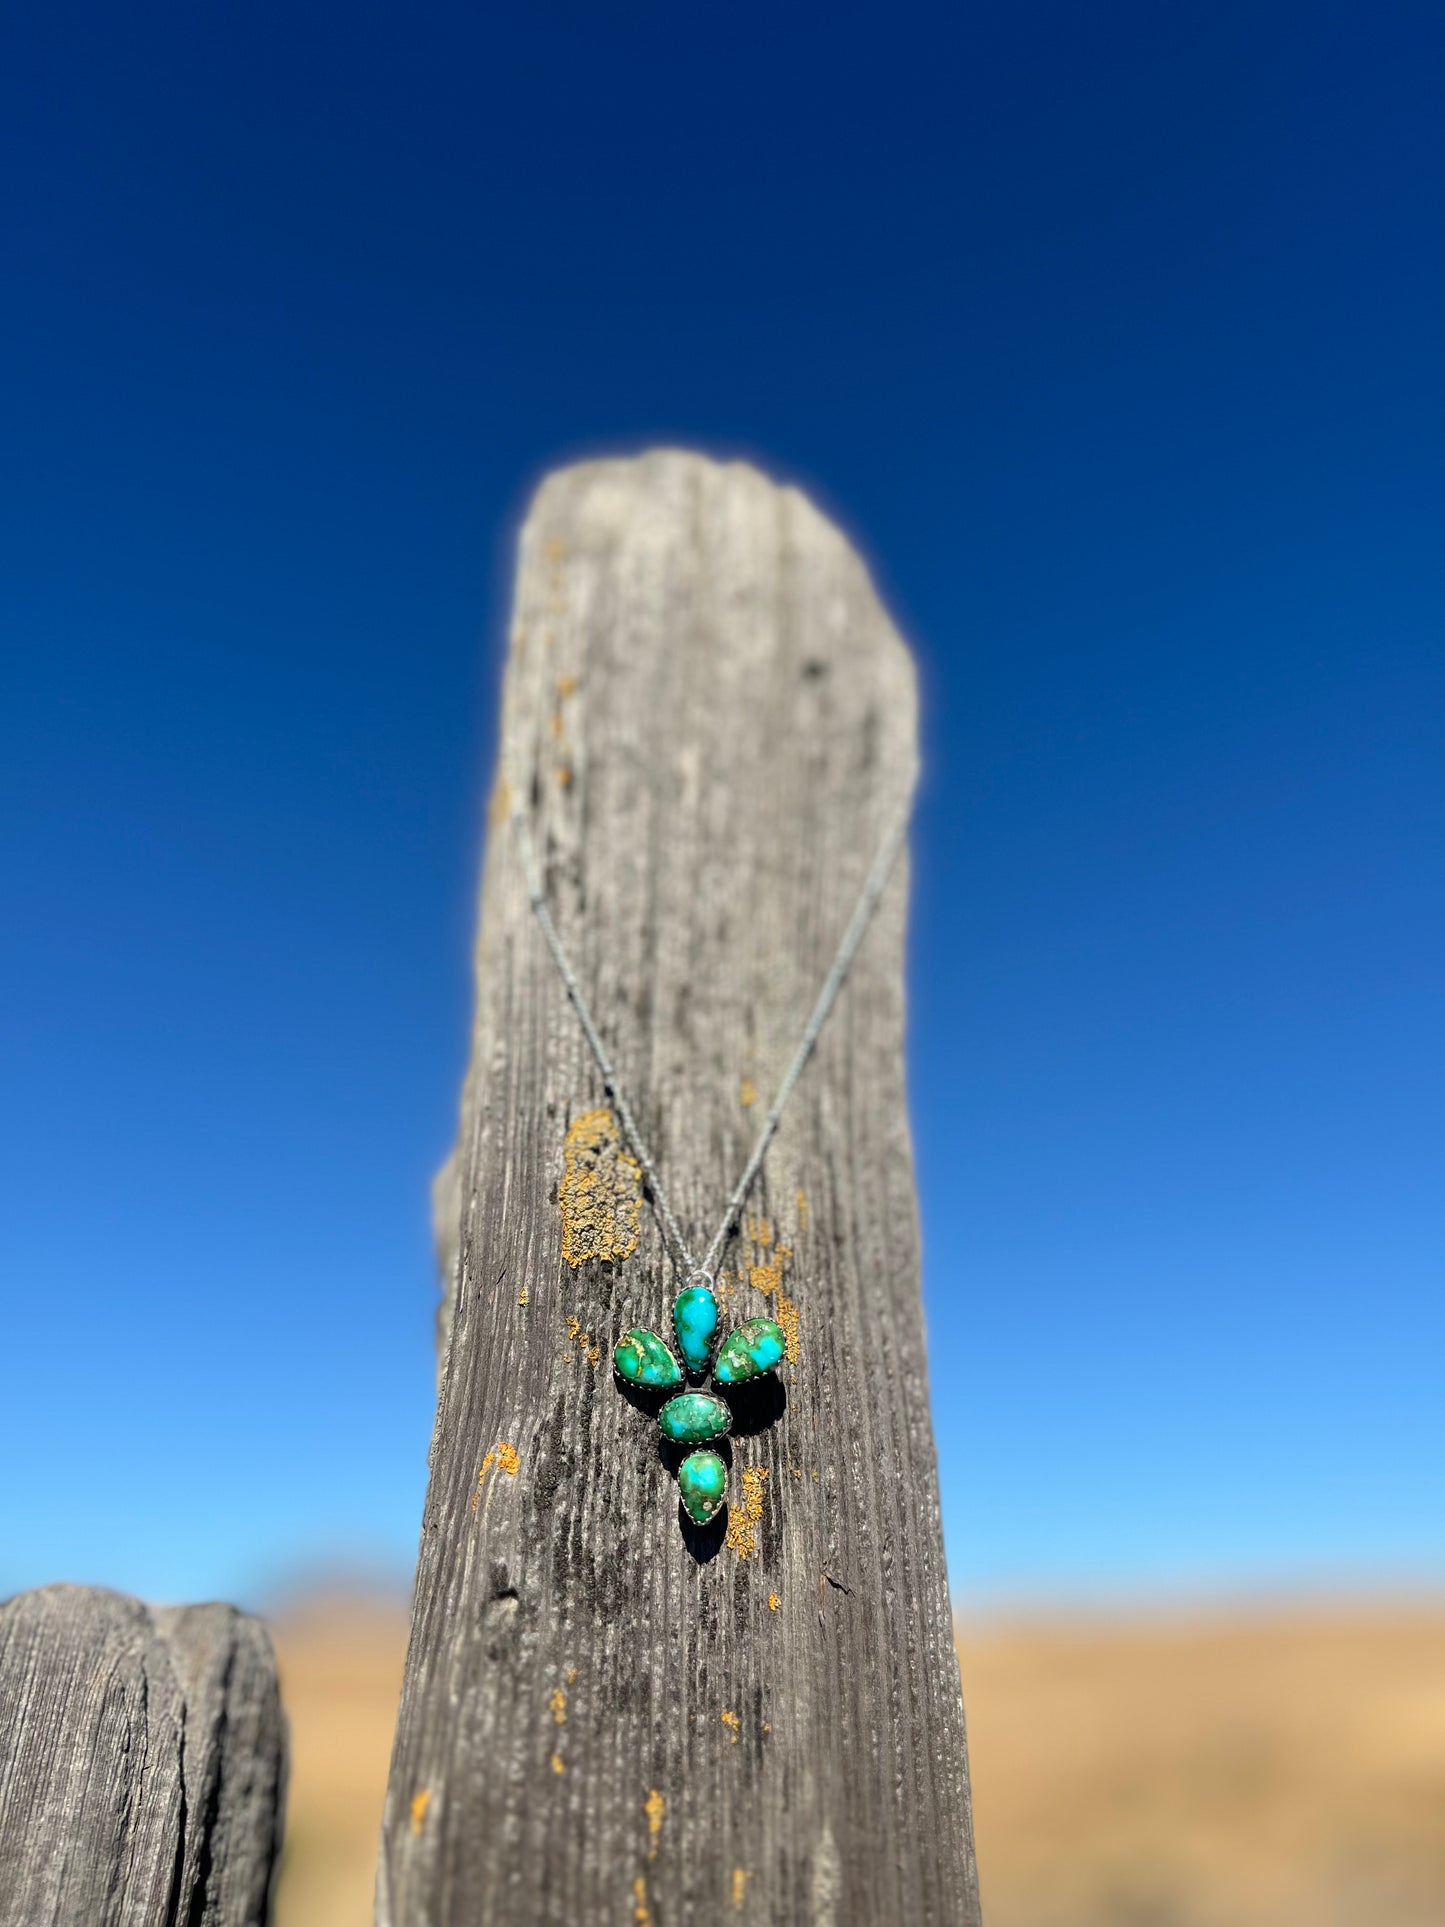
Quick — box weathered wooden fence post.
[381,451,979,1924]
[0,1584,286,1926]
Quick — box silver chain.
[513,794,911,1289]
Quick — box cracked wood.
[0,1583,286,1927]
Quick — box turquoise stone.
[672,1284,720,1372]
[713,1317,788,1385]
[677,1449,728,1525]
[612,1328,682,1389]
[657,1390,731,1444]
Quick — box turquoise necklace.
[513,799,910,1531]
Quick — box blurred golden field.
[270,1595,1445,1926]
[958,1602,1445,1927]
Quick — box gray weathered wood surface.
[382,451,979,1924]
[0,1583,286,1927]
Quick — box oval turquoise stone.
[677,1449,728,1525]
[672,1284,720,1372]
[657,1391,731,1444]
[613,1328,682,1389]
[713,1317,788,1385]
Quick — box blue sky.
[3,1,1441,1608]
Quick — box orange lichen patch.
[549,1686,567,1725]
[471,1441,520,1512]
[555,764,573,788]
[517,1285,529,1307]
[488,776,512,827]
[560,1109,641,1267]
[720,1709,741,1744]
[726,1465,770,1561]
[556,672,577,699]
[409,1788,431,1836]
[732,1868,752,1906]
[749,1260,783,1300]
[564,1317,603,1368]
[768,1593,781,1612]
[644,1788,665,1857]
[774,1245,792,1262]
[551,1752,565,1775]
[633,1875,654,1926]
[739,1077,758,1108]
[775,1295,801,1364]
[746,1216,773,1247]
[796,1188,808,1231]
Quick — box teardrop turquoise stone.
[658,1390,731,1444]
[672,1284,720,1372]
[713,1317,788,1385]
[613,1328,682,1389]
[677,1449,728,1525]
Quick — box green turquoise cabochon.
[712,1316,788,1385]
[671,1283,720,1371]
[657,1390,731,1444]
[677,1449,728,1525]
[612,1328,683,1389]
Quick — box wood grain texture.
[385,451,978,1925]
[0,1584,286,1927]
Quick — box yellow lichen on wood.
[720,1709,741,1744]
[746,1216,772,1247]
[556,672,577,698]
[551,1753,565,1775]
[517,1285,529,1306]
[775,1294,800,1363]
[796,1188,808,1231]
[768,1592,780,1611]
[644,1788,665,1858]
[560,1108,641,1267]
[409,1788,431,1836]
[564,1316,603,1367]
[732,1868,752,1906]
[745,1248,799,1360]
[749,1260,783,1300]
[725,1465,770,1560]
[633,1875,654,1926]
[739,1077,758,1107]
[549,1686,567,1724]
[472,1440,520,1512]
